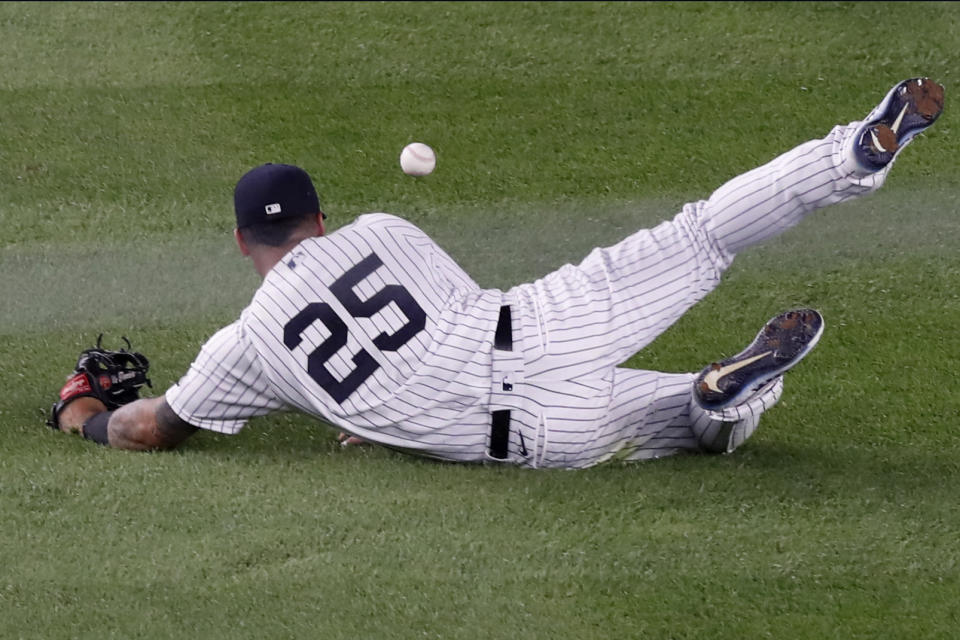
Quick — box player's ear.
[234,228,251,256]
[316,212,326,237]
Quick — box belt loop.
[494,305,512,351]
[488,410,511,460]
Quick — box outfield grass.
[2,2,960,638]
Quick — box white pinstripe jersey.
[166,213,504,457]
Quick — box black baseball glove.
[48,335,152,430]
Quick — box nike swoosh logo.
[701,351,772,393]
[891,104,909,134]
[870,129,889,152]
[518,431,529,457]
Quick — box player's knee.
[691,377,784,453]
[692,411,761,454]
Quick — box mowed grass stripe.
[5,185,958,329]
[2,429,958,638]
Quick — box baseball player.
[50,77,943,469]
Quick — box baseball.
[400,142,436,176]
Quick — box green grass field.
[2,2,959,638]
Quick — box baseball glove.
[48,335,152,430]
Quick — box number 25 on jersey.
[282,252,427,404]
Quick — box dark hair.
[238,212,316,248]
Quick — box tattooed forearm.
[154,400,199,447]
[104,397,198,450]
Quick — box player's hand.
[338,432,368,448]
[55,396,108,434]
[48,335,152,431]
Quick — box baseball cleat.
[854,77,944,172]
[693,308,824,411]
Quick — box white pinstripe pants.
[497,123,889,468]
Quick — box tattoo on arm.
[154,400,199,448]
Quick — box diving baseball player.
[49,77,944,469]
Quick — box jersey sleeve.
[165,320,285,434]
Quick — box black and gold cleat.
[693,309,824,411]
[854,77,944,171]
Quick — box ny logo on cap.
[265,203,282,215]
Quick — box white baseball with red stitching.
[400,142,436,176]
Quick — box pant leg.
[622,375,785,461]
[508,122,888,379]
[516,367,784,469]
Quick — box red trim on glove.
[59,372,93,401]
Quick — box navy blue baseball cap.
[234,163,326,229]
